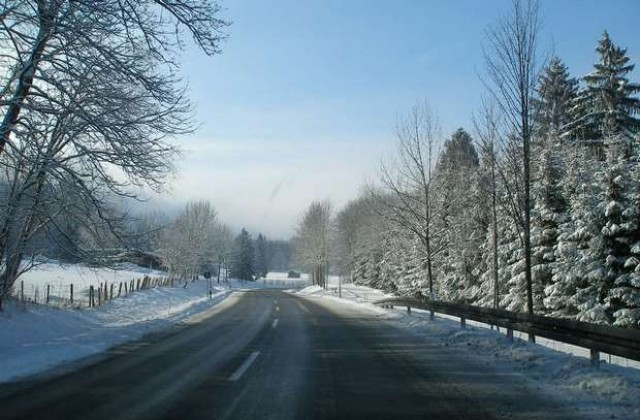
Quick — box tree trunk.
[492,152,499,309]
[0,3,58,155]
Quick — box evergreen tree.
[530,132,568,314]
[254,233,269,278]
[231,228,255,281]
[590,150,640,328]
[569,32,640,149]
[545,147,603,319]
[611,168,640,328]
[534,57,578,137]
[433,129,482,303]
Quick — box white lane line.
[272,318,279,328]
[229,351,260,381]
[276,306,280,312]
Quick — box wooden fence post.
[136,278,141,290]
[507,328,514,342]
[460,317,466,329]
[528,333,536,343]
[89,285,94,308]
[407,306,411,315]
[118,282,123,297]
[590,349,600,368]
[70,283,74,305]
[98,286,102,306]
[46,284,50,305]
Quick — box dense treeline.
[126,204,291,281]
[295,17,640,327]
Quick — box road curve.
[0,290,579,419]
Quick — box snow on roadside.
[295,283,640,420]
[0,278,232,383]
[295,285,325,296]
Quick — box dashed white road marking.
[229,351,260,381]
[272,318,279,328]
[276,306,280,312]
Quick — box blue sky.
[165,0,639,239]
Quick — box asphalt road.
[0,290,579,419]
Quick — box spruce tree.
[231,228,255,281]
[570,32,640,148]
[552,150,610,324]
[254,233,269,279]
[534,57,578,137]
[433,129,482,303]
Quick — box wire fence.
[11,275,180,309]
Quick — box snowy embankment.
[0,263,236,383]
[294,281,640,420]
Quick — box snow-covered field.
[261,271,311,289]
[15,260,166,307]
[293,282,640,420]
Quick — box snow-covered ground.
[293,282,640,420]
[260,271,311,289]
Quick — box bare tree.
[214,223,233,283]
[377,103,442,299]
[158,200,218,279]
[0,1,228,308]
[473,100,502,309]
[483,0,542,314]
[333,190,388,285]
[0,0,228,156]
[293,200,332,288]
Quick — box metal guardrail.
[373,297,640,366]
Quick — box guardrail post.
[407,306,411,315]
[590,349,600,368]
[430,310,435,321]
[460,317,466,329]
[506,328,514,342]
[528,333,535,343]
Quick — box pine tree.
[254,233,269,278]
[534,57,578,137]
[570,32,640,149]
[596,153,640,328]
[530,133,568,314]
[433,128,482,303]
[544,146,607,321]
[231,228,255,281]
